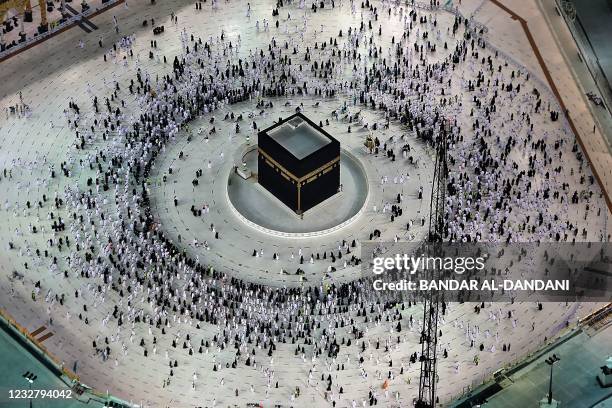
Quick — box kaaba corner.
[257,112,341,214]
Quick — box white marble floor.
[0,0,609,407]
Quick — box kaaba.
[257,113,340,214]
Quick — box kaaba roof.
[265,113,335,160]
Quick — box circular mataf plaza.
[0,0,611,407]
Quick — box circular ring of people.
[0,0,609,407]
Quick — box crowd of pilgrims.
[7,0,606,405]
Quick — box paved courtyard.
[482,328,612,408]
[0,0,610,407]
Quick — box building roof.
[267,114,332,160]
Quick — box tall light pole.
[22,371,37,408]
[545,354,561,405]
